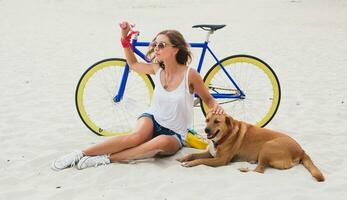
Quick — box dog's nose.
[204,128,211,134]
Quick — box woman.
[51,22,224,170]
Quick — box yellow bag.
[185,129,208,150]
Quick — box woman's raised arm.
[120,21,158,75]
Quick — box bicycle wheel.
[75,58,154,136]
[201,55,281,127]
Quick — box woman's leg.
[108,135,181,162]
[82,117,154,156]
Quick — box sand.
[1,0,347,199]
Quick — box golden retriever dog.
[177,112,325,182]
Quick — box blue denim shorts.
[138,113,184,147]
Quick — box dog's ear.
[225,116,230,125]
[225,116,234,134]
[225,115,236,133]
[225,115,233,126]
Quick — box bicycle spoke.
[202,55,280,127]
[76,59,154,135]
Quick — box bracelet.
[121,37,132,48]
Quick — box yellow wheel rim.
[203,56,280,127]
[76,59,154,136]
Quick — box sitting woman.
[51,22,223,170]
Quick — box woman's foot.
[76,155,111,170]
[51,150,84,171]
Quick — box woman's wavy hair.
[146,30,192,68]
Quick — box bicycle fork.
[113,64,130,102]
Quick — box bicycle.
[75,24,281,136]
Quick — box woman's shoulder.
[187,67,200,79]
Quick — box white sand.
[1,0,347,199]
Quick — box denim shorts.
[138,113,184,148]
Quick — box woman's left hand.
[211,104,224,115]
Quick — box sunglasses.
[150,41,174,49]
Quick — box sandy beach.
[1,0,347,199]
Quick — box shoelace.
[70,156,79,168]
[89,156,109,168]
[59,152,82,168]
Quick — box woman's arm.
[189,69,224,114]
[120,22,159,74]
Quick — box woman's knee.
[127,131,151,146]
[127,117,154,145]
[151,135,181,154]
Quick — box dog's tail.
[301,152,325,182]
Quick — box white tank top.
[149,67,194,140]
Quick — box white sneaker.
[51,150,84,171]
[76,155,111,170]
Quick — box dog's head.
[204,112,234,142]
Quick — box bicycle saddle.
[192,24,226,31]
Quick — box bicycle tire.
[75,58,154,136]
[201,55,281,127]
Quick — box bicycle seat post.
[205,30,214,43]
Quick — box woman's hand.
[211,103,224,115]
[119,21,131,38]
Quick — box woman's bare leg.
[108,135,181,162]
[82,117,154,156]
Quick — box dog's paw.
[181,162,194,168]
[176,155,191,163]
[181,160,199,167]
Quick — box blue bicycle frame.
[114,38,245,103]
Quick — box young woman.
[51,22,224,170]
